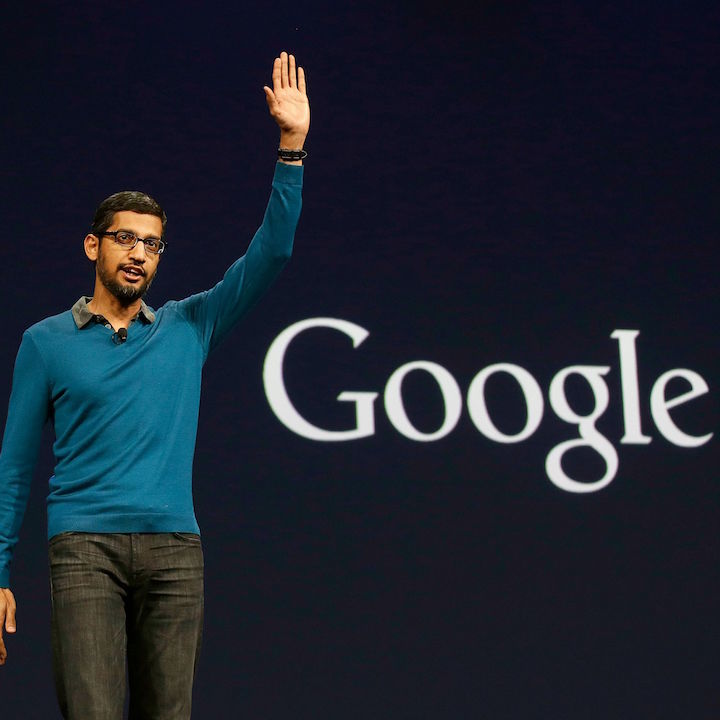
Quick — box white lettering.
[262,317,378,441]
[546,366,618,493]
[611,329,652,444]
[384,361,462,441]
[262,318,714,492]
[466,363,544,443]
[650,369,713,447]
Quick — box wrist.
[279,131,306,150]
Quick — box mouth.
[120,265,145,282]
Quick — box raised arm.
[176,52,309,354]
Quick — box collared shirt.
[70,296,156,330]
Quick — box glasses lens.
[144,238,163,254]
[115,231,137,247]
[108,231,164,253]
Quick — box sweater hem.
[48,513,200,540]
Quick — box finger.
[4,593,15,633]
[271,57,281,93]
[0,634,6,665]
[298,66,307,95]
[289,54,297,88]
[280,51,289,88]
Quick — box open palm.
[264,52,310,144]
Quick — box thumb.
[263,86,277,111]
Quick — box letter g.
[546,365,618,493]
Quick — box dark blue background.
[1,2,718,717]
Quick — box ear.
[84,233,99,261]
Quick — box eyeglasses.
[100,230,166,255]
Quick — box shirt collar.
[71,296,156,329]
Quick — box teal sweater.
[0,162,303,586]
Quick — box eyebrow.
[115,229,162,240]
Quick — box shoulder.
[25,310,76,342]
[5,311,74,373]
[146,300,204,332]
[153,300,191,318]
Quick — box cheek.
[146,260,161,280]
[96,244,110,264]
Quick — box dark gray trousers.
[49,532,204,720]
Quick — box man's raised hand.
[0,587,16,666]
[264,51,310,153]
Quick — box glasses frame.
[100,230,167,255]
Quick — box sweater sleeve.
[175,162,303,357]
[0,332,51,587]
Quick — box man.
[0,51,309,719]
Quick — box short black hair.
[91,191,167,238]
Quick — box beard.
[96,251,157,306]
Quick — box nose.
[127,239,148,262]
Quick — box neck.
[87,281,143,330]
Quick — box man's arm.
[175,52,310,355]
[0,332,52,665]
